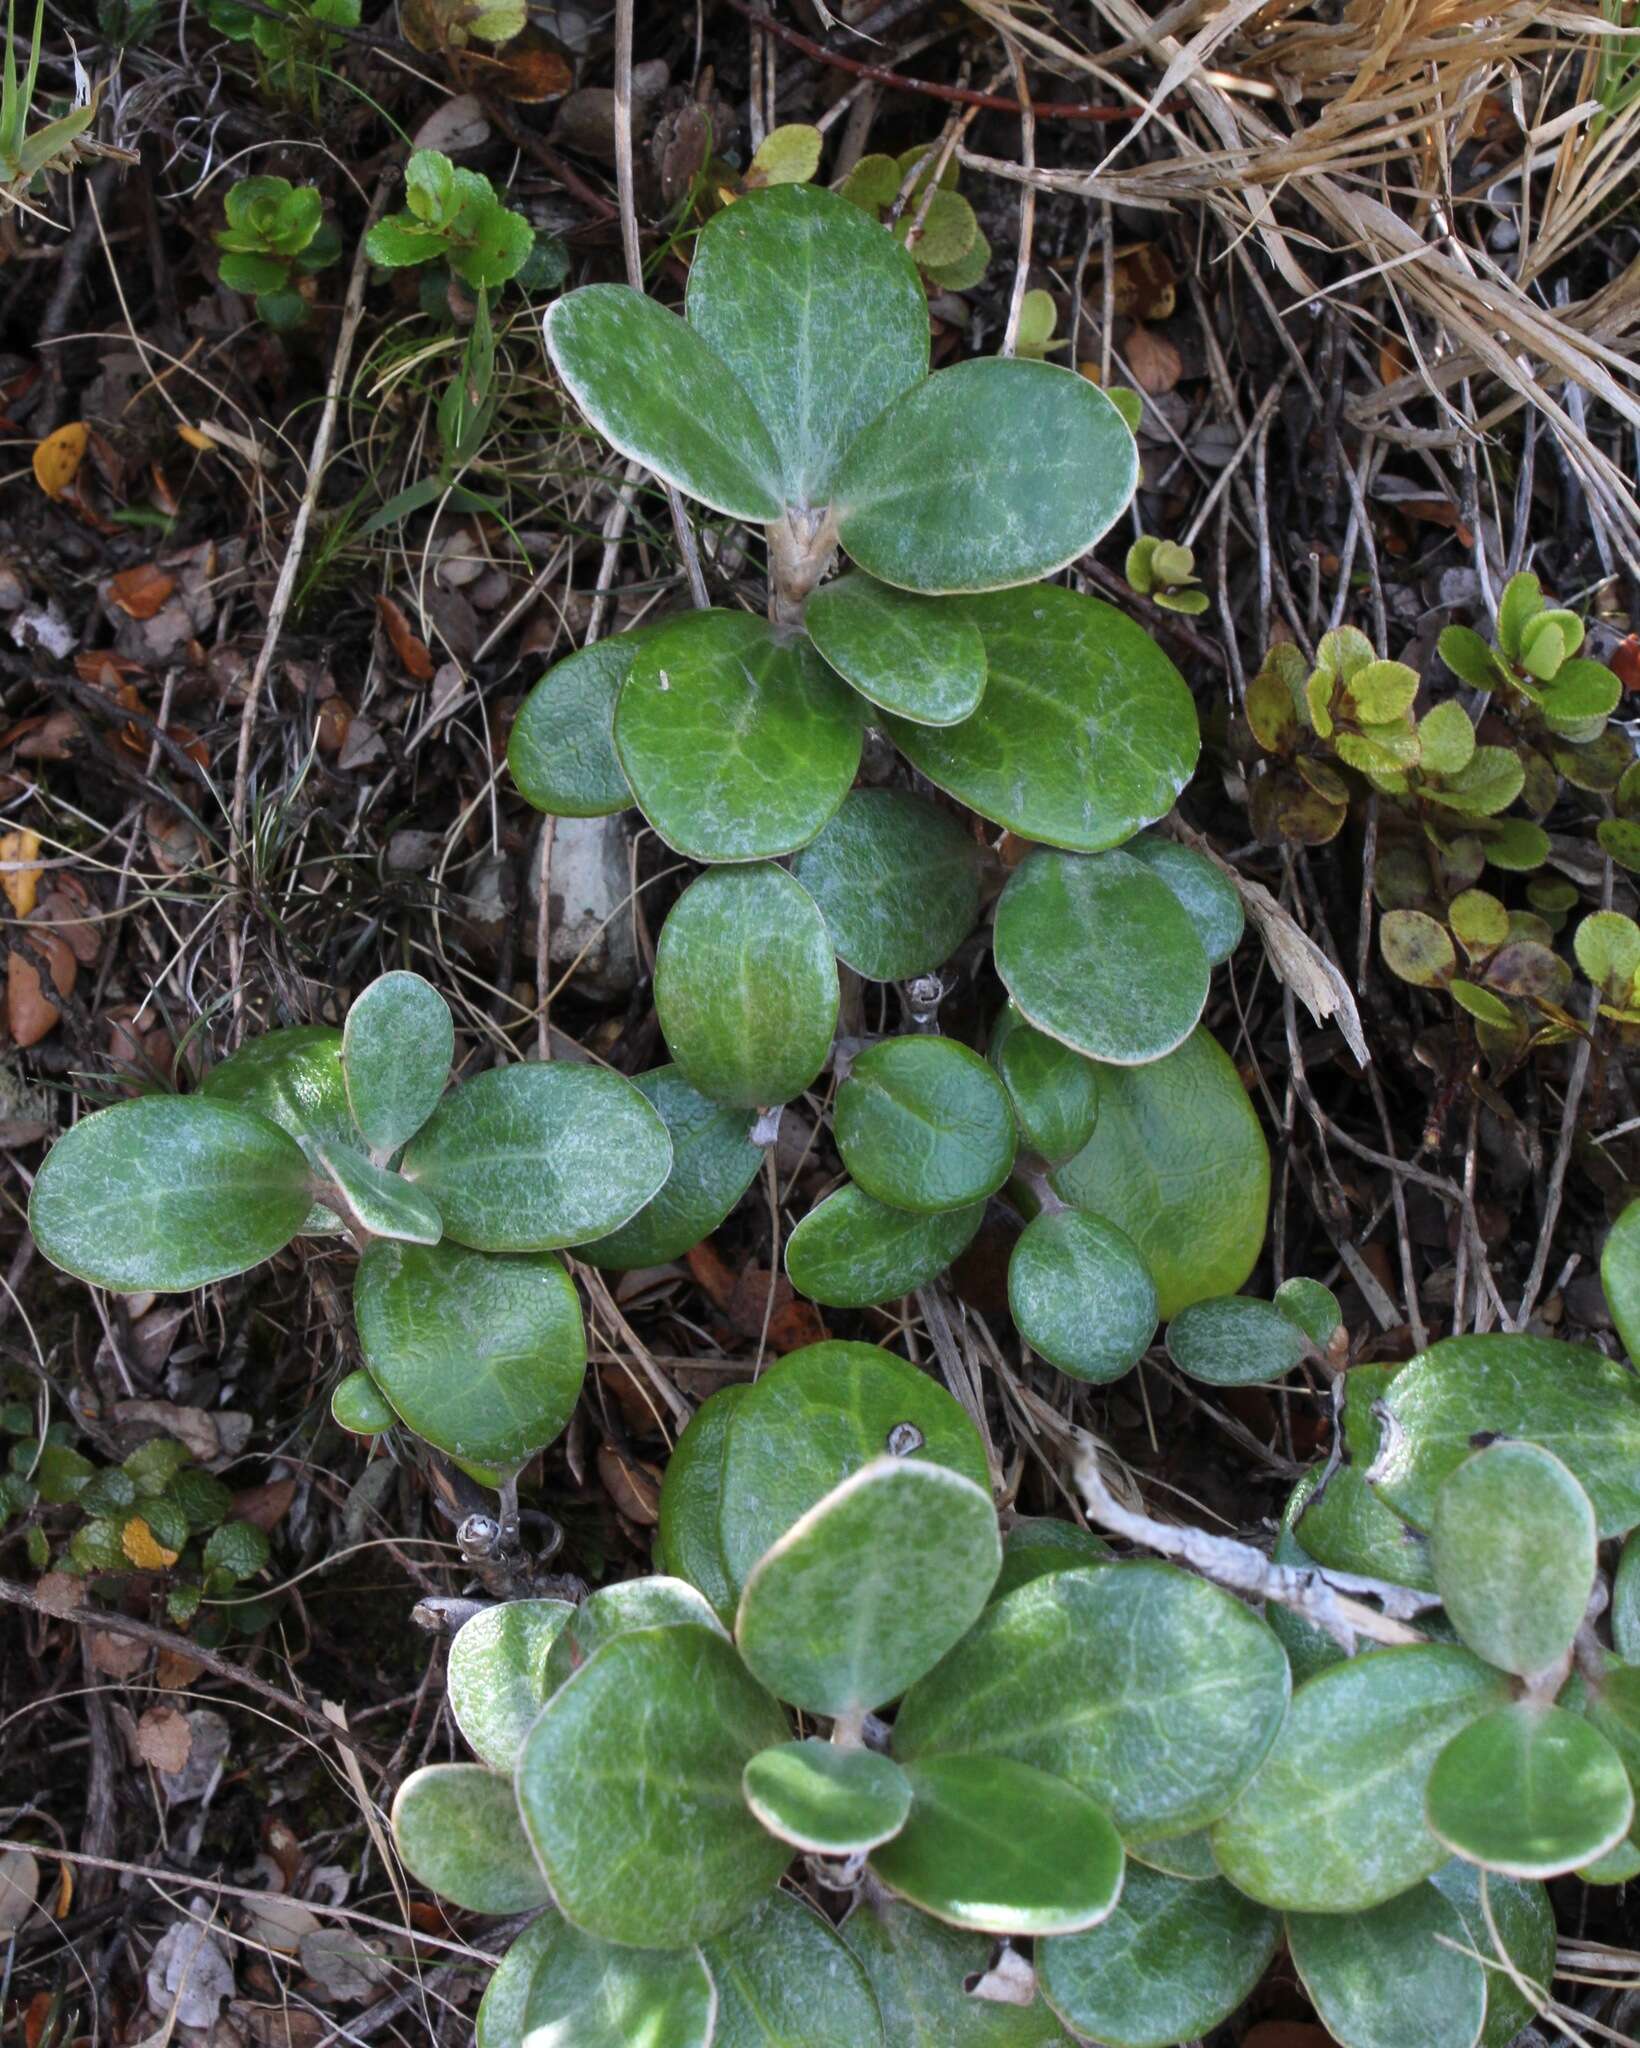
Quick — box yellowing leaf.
[0,828,43,916]
[745,124,822,189]
[121,1516,180,1569]
[33,422,88,500]
[177,424,215,452]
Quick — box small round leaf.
[1426,1702,1633,1877]
[542,1575,725,1692]
[704,1889,886,2048]
[805,574,986,725]
[577,1067,762,1270]
[331,1369,395,1436]
[447,1597,574,1770]
[1287,1882,1486,2048]
[1008,1207,1157,1383]
[508,634,640,817]
[1124,834,1245,965]
[786,1184,984,1307]
[341,971,453,1157]
[835,1036,1017,1215]
[989,1002,1099,1167]
[742,1739,912,1854]
[1165,1295,1311,1387]
[790,788,980,980]
[391,1763,550,1912]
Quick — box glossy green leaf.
[486,1914,716,2048]
[989,1003,1099,1167]
[1007,1207,1157,1383]
[1274,1275,1342,1346]
[1297,1363,1436,1591]
[199,1024,351,1233]
[991,1517,1111,1603]
[1427,1703,1633,1876]
[886,587,1198,851]
[1429,1441,1596,1677]
[477,1916,555,2048]
[895,1561,1290,1843]
[1600,1196,1640,1364]
[1287,1882,1487,2048]
[331,1368,395,1435]
[615,609,861,861]
[578,1067,762,1270]
[400,1062,671,1251]
[341,971,452,1157]
[742,1738,912,1853]
[995,848,1209,1065]
[1614,1530,1640,1662]
[655,864,839,1108]
[1370,1333,1640,1537]
[543,1575,725,1691]
[29,1098,313,1293]
[391,1763,551,1911]
[656,1386,745,1620]
[785,1184,983,1307]
[687,184,927,507]
[835,1037,1016,1214]
[1165,1295,1310,1387]
[704,1889,887,2048]
[737,1458,1000,1713]
[1210,1644,1510,1911]
[871,1753,1124,1936]
[544,285,784,520]
[804,574,985,725]
[516,1622,790,1946]
[1585,1661,1640,1819]
[844,1896,1075,2047]
[1428,1859,1554,2048]
[314,1143,442,1244]
[447,1597,574,1770]
[1037,1867,1279,2048]
[717,1340,991,1603]
[790,788,980,980]
[1130,1830,1218,1881]
[508,634,640,818]
[834,358,1137,593]
[1124,834,1244,965]
[354,1240,585,1468]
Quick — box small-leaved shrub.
[215,174,341,329]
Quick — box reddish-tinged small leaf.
[1613,635,1640,694]
[1125,325,1181,395]
[2,711,80,762]
[108,563,178,620]
[7,926,76,1046]
[375,595,435,682]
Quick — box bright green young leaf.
[886,586,1198,851]
[834,358,1137,593]
[391,1763,551,1912]
[314,1143,442,1245]
[29,1098,314,1293]
[1429,1440,1596,1677]
[1123,833,1244,965]
[895,1561,1290,1843]
[1037,1867,1280,2048]
[991,1517,1111,1603]
[400,1062,671,1251]
[995,848,1209,1065]
[1210,1644,1509,1911]
[543,1575,725,1692]
[506,1915,716,2048]
[354,1240,585,1469]
[331,1368,395,1435]
[686,184,928,508]
[340,971,452,1158]
[508,636,639,819]
[577,1067,761,1270]
[845,1897,1074,2048]
[1418,698,1478,775]
[615,610,862,861]
[742,1738,912,1853]
[1427,1702,1633,1876]
[544,285,784,521]
[1274,1275,1342,1346]
[989,1003,1099,1166]
[1165,1295,1310,1387]
[1614,1530,1640,1662]
[516,1622,790,1946]
[1344,658,1419,723]
[447,1597,573,1770]
[736,1458,1000,1713]
[835,1036,1016,1215]
[199,1025,353,1234]
[790,788,980,981]
[1429,1859,1554,2048]
[871,1753,1124,1936]
[656,1386,745,1620]
[704,1889,887,2048]
[1600,1198,1640,1365]
[743,122,824,185]
[1438,624,1503,690]
[785,1184,983,1308]
[1007,1207,1157,1383]
[655,864,839,1108]
[1496,573,1544,661]
[1287,1882,1487,2048]
[804,573,986,725]
[1369,1333,1640,1537]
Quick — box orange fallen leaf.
[32,422,87,499]
[0,826,43,916]
[108,562,177,620]
[7,926,76,1047]
[177,423,215,453]
[120,1514,180,1569]
[52,1861,72,1918]
[1613,634,1640,694]
[1124,325,1181,396]
[375,594,435,682]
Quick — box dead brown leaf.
[374,595,435,682]
[113,1399,221,1462]
[597,1442,662,1524]
[7,924,76,1047]
[1124,325,1182,396]
[89,1629,150,1679]
[134,1704,193,1774]
[232,1478,297,1533]
[108,564,177,620]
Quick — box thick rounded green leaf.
[200,1024,351,1233]
[790,789,980,980]
[1429,1441,1596,1677]
[1297,1363,1435,1591]
[543,1575,725,1690]
[1007,1207,1157,1383]
[578,1067,761,1270]
[834,358,1137,593]
[1429,1859,1554,2048]
[1615,1530,1640,1662]
[786,1184,983,1307]
[1287,1882,1487,2048]
[1269,1476,1349,1685]
[1037,1867,1279,2048]
[1427,1703,1633,1876]
[1370,1333,1640,1537]
[354,1240,585,1469]
[1274,1275,1343,1347]
[656,1385,745,1619]
[886,587,1198,851]
[477,1917,556,2048]
[995,849,1208,1065]
[331,1368,395,1435]
[447,1597,574,1771]
[992,1517,1111,1604]
[844,1897,1075,2048]
[1210,1644,1510,1911]
[1052,1028,1270,1320]
[29,1098,313,1293]
[1585,1661,1640,1820]
[655,865,839,1109]
[391,1763,551,1912]
[718,1340,991,1603]
[508,634,640,818]
[704,1889,887,2048]
[686,183,927,508]
[1600,1196,1640,1363]
[400,1062,671,1251]
[516,1622,790,1946]
[989,1004,1099,1167]
[341,970,453,1157]
[544,285,783,520]
[496,1914,716,2048]
[871,1754,1124,1936]
[615,610,862,861]
[805,574,985,725]
[835,1037,1016,1215]
[1165,1295,1310,1387]
[1582,1836,1640,1882]
[1130,1830,1218,1881]
[894,1562,1291,1844]
[1124,834,1245,965]
[737,1458,999,1713]
[314,1143,442,1245]
[742,1738,912,1853]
